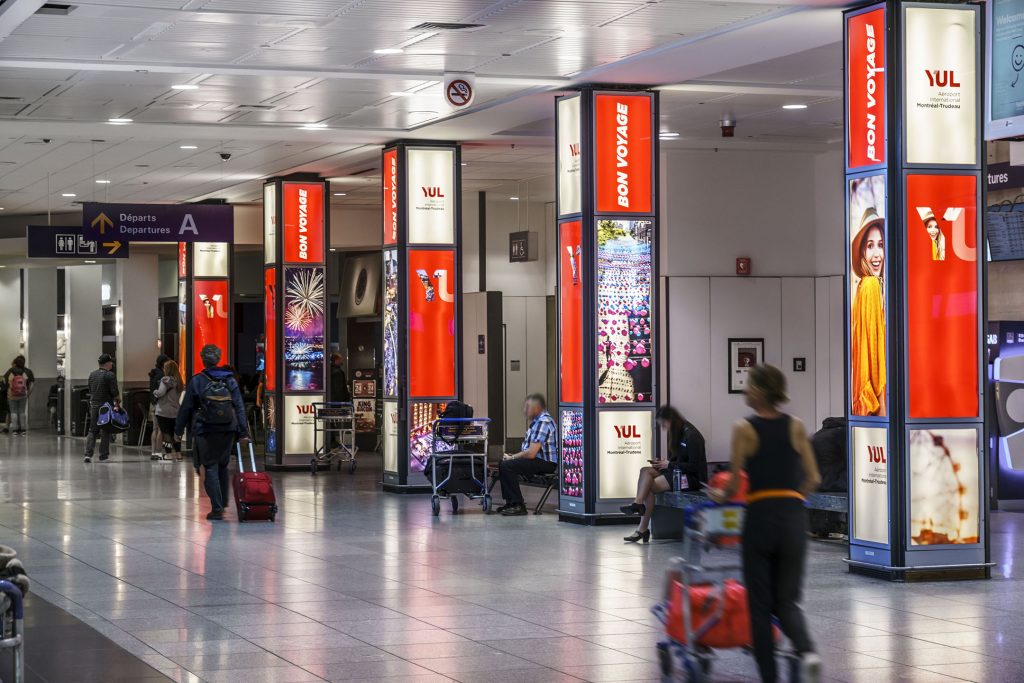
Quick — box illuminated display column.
[555,88,659,523]
[177,242,232,383]
[844,2,986,580]
[381,142,462,492]
[262,177,330,469]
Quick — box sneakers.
[206,510,224,521]
[83,455,92,463]
[98,454,109,462]
[500,503,528,516]
[800,652,823,683]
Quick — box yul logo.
[868,445,886,464]
[613,425,640,438]
[924,70,960,88]
[422,187,445,198]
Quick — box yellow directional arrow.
[103,240,122,256]
[91,212,113,235]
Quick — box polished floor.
[1,431,1023,682]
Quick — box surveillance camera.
[219,152,231,161]
[720,116,736,138]
[41,138,51,144]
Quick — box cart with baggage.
[426,417,491,516]
[652,501,803,683]
[310,402,358,474]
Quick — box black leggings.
[155,416,181,453]
[742,498,814,683]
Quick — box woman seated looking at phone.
[620,405,707,543]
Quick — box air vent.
[410,22,483,31]
[36,3,74,15]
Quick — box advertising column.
[380,142,462,492]
[556,88,659,523]
[178,241,232,382]
[262,177,330,469]
[844,1,985,580]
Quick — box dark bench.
[486,466,558,515]
[651,490,849,541]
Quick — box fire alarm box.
[736,257,751,276]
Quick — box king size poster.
[905,174,979,419]
[192,280,229,374]
[559,220,583,403]
[383,148,398,246]
[594,93,653,214]
[408,249,456,398]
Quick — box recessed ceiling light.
[374,48,404,55]
[179,144,198,150]
[330,248,337,252]
[333,192,347,196]
[95,179,111,184]
[461,162,468,166]
[107,117,133,124]
[659,132,680,139]
[389,91,414,97]
[510,196,519,201]
[0,207,5,211]
[84,260,97,264]
[61,193,76,197]
[171,84,199,90]
[299,123,328,130]
[782,104,808,110]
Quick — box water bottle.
[673,469,682,491]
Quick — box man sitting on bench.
[497,393,557,517]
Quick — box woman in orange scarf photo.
[851,205,886,416]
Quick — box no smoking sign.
[444,76,475,109]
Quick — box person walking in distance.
[153,359,183,461]
[3,356,35,436]
[83,354,119,463]
[710,364,822,683]
[147,354,169,459]
[175,345,250,521]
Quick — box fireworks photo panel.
[596,219,653,404]
[284,266,326,391]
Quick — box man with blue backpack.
[175,345,250,521]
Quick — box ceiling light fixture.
[95,179,111,184]
[510,196,519,201]
[374,48,404,55]
[333,192,347,196]
[659,132,680,139]
[84,260,97,264]
[299,123,328,130]
[107,117,132,124]
[389,91,414,97]
[171,84,199,90]
[180,145,198,150]
[61,193,76,197]
[782,104,808,110]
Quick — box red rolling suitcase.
[232,442,277,522]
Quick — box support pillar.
[555,88,660,523]
[176,242,233,381]
[262,176,330,469]
[844,2,986,580]
[63,265,102,436]
[116,253,160,385]
[0,269,19,368]
[24,267,58,429]
[381,142,463,492]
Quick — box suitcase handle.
[236,441,257,473]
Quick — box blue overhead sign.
[81,202,233,243]
[26,225,130,259]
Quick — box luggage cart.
[310,402,358,474]
[0,580,24,683]
[428,417,491,516]
[652,502,803,683]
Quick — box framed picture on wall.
[728,338,764,394]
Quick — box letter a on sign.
[179,213,199,236]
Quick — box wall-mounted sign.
[283,183,324,264]
[904,6,978,165]
[509,231,538,262]
[193,242,229,278]
[847,6,886,168]
[406,148,455,244]
[82,202,233,243]
[559,220,583,404]
[192,279,230,373]
[383,148,398,246]
[905,174,979,419]
[594,93,653,214]
[264,183,277,264]
[557,96,582,216]
[443,73,475,109]
[408,249,456,398]
[26,225,129,259]
[598,410,652,499]
[283,393,322,455]
[852,426,889,545]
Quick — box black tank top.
[745,415,803,494]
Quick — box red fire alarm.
[736,257,751,276]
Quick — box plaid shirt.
[523,410,558,463]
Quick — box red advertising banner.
[192,279,230,374]
[559,220,583,403]
[178,241,188,279]
[408,249,456,397]
[594,93,653,214]
[383,148,398,246]
[906,174,978,418]
[264,268,277,392]
[846,6,886,168]
[283,183,324,264]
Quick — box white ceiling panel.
[605,1,783,33]
[200,0,347,17]
[0,36,121,60]
[119,40,255,62]
[237,48,365,68]
[72,0,191,9]
[150,21,297,45]
[15,14,159,40]
[476,0,646,29]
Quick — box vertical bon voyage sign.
[283,183,324,264]
[847,6,886,168]
[594,93,653,214]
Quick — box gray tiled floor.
[1,431,1022,682]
